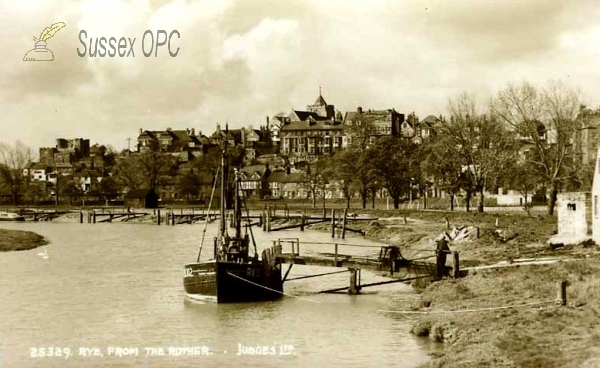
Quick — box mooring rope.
[378,300,556,314]
[226,272,322,304]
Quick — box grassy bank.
[410,259,600,367]
[0,229,48,252]
[305,209,599,367]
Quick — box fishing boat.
[183,144,283,303]
[0,212,26,222]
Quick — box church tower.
[306,87,335,118]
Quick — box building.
[239,164,271,198]
[268,170,309,199]
[574,107,600,166]
[343,107,405,147]
[124,188,159,208]
[137,127,209,161]
[279,91,345,163]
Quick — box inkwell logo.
[23,22,66,61]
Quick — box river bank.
[0,228,48,251]
[305,209,600,367]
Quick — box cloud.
[0,0,599,151]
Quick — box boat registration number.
[246,268,260,278]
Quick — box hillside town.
[2,86,600,213]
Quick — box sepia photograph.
[1,1,600,367]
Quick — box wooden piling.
[334,243,338,266]
[93,210,96,224]
[300,212,305,231]
[157,209,161,225]
[79,211,83,224]
[341,209,348,239]
[322,208,326,219]
[331,209,336,237]
[452,251,460,278]
[556,280,567,306]
[171,211,175,226]
[108,213,113,222]
[348,268,361,295]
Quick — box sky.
[1,0,599,152]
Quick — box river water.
[1,220,434,368]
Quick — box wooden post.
[348,268,361,295]
[476,226,480,238]
[267,210,271,232]
[334,243,338,267]
[322,207,326,219]
[109,213,113,222]
[93,210,96,224]
[79,211,83,224]
[495,217,499,227]
[342,209,348,239]
[262,211,266,231]
[331,209,336,238]
[300,212,305,231]
[556,280,567,306]
[445,216,450,229]
[171,211,175,226]
[452,251,460,278]
[157,209,161,225]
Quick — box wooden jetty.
[268,238,460,295]
[12,208,74,221]
[262,207,375,239]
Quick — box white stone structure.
[592,148,600,244]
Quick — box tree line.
[1,80,595,214]
[320,80,593,215]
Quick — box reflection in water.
[0,221,431,368]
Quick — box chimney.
[191,128,195,136]
[166,127,172,131]
[139,128,142,135]
[357,107,363,114]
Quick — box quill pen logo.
[23,22,66,61]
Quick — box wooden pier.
[262,207,376,238]
[267,238,459,295]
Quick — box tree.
[113,156,145,191]
[179,169,202,199]
[441,93,513,212]
[420,135,464,211]
[370,137,416,209]
[331,150,356,208]
[136,141,178,190]
[492,80,582,215]
[0,141,31,205]
[306,158,331,208]
[98,176,122,201]
[341,112,377,208]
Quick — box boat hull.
[184,261,283,303]
[0,213,25,221]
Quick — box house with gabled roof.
[268,170,309,199]
[137,127,209,162]
[279,90,345,163]
[239,164,271,199]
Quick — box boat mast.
[219,136,227,237]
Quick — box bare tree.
[440,93,512,212]
[0,141,32,205]
[492,80,582,215]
